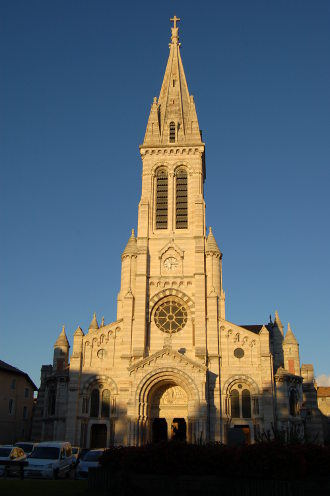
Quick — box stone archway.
[150,381,188,442]
[131,367,206,445]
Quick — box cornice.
[140,145,204,158]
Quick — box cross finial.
[170,15,180,29]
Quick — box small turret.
[205,227,222,257]
[53,325,70,371]
[270,310,285,370]
[122,229,137,258]
[89,313,99,331]
[72,326,84,355]
[283,322,300,375]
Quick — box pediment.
[159,240,184,259]
[128,346,207,374]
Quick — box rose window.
[154,298,188,333]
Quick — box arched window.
[156,169,168,229]
[230,390,240,418]
[176,168,188,229]
[289,389,298,417]
[47,388,56,416]
[242,389,251,418]
[101,389,110,418]
[169,122,176,143]
[90,389,99,417]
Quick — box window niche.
[155,169,168,229]
[175,168,188,229]
[90,389,100,418]
[169,121,176,142]
[230,386,252,419]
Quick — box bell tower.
[117,17,225,362]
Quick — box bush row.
[100,441,330,480]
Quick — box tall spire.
[142,16,202,146]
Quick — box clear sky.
[1,0,329,387]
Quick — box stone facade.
[0,360,37,444]
[317,387,330,444]
[32,18,324,448]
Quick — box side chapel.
[32,17,323,447]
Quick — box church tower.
[33,16,323,449]
[116,16,224,364]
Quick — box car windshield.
[15,443,33,453]
[72,448,79,454]
[84,450,103,461]
[29,447,60,460]
[0,448,12,457]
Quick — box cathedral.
[32,17,323,448]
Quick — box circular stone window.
[154,298,188,334]
[234,347,244,359]
[97,349,106,359]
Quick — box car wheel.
[53,469,59,480]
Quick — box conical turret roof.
[283,323,298,345]
[142,16,202,146]
[89,313,99,330]
[54,325,69,347]
[205,227,222,256]
[74,326,84,336]
[122,229,137,257]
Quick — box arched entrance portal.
[149,382,188,442]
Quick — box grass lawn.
[0,479,94,496]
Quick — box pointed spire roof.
[274,310,283,327]
[122,229,137,257]
[142,16,202,146]
[54,325,69,347]
[89,313,99,330]
[74,326,84,336]
[205,227,222,257]
[283,323,298,345]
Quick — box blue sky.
[1,0,329,386]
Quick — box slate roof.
[0,359,37,390]
[239,324,272,335]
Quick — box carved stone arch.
[173,161,192,176]
[151,162,170,176]
[81,375,118,396]
[135,367,200,410]
[223,375,260,396]
[149,289,194,319]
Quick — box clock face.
[163,257,178,271]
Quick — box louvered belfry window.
[156,169,168,229]
[176,168,188,229]
[169,122,176,143]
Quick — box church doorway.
[234,425,251,444]
[171,418,186,441]
[149,381,188,443]
[90,424,107,448]
[152,418,168,443]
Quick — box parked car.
[14,442,38,456]
[25,441,73,479]
[0,445,26,477]
[75,448,105,479]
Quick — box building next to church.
[32,17,324,448]
[0,360,37,444]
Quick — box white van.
[25,441,73,479]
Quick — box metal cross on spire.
[170,15,180,29]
